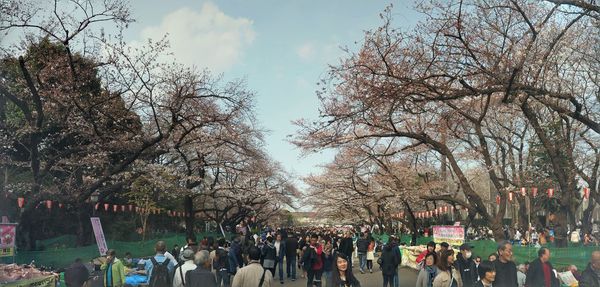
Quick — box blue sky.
[121,0,423,183]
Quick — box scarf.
[426,266,436,287]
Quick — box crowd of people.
[413,240,600,287]
[62,225,600,287]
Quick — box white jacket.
[173,260,197,287]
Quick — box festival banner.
[432,225,465,246]
[90,217,108,256]
[0,223,17,258]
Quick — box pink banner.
[0,223,17,249]
[90,217,108,256]
[433,225,465,246]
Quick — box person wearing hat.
[173,248,198,287]
[455,243,477,287]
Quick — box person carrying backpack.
[145,240,175,287]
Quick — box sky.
[120,0,423,185]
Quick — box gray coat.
[416,266,440,287]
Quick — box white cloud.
[296,42,315,61]
[137,2,255,73]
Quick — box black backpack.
[149,257,171,287]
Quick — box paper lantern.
[104,203,109,211]
[496,195,501,205]
[95,203,100,210]
[113,205,118,212]
[121,205,125,212]
[532,187,538,197]
[59,203,64,208]
[17,197,24,208]
[508,192,514,202]
[584,188,590,200]
[547,188,554,198]
[520,187,526,196]
[443,206,449,213]
[129,204,133,212]
[135,206,140,212]
[46,200,52,209]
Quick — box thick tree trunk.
[184,195,195,238]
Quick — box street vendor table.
[1,275,57,287]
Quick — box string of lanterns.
[14,197,191,218]
[496,187,592,205]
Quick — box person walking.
[145,241,176,287]
[433,249,462,287]
[356,233,369,274]
[379,241,400,287]
[492,241,517,287]
[274,233,286,284]
[173,249,197,287]
[186,250,218,287]
[232,246,273,287]
[229,236,243,276]
[338,231,355,270]
[262,236,278,277]
[214,238,231,287]
[455,244,477,287]
[366,238,375,273]
[416,253,439,287]
[525,247,560,287]
[100,249,126,287]
[303,234,325,287]
[327,253,361,287]
[285,232,299,281]
[322,240,334,287]
[580,250,600,287]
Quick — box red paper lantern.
[59,203,64,209]
[135,206,140,212]
[121,205,125,212]
[584,187,590,200]
[129,204,133,212]
[520,187,526,196]
[17,197,25,208]
[95,203,100,210]
[113,205,118,212]
[547,188,554,198]
[104,203,109,211]
[508,192,514,202]
[443,206,449,213]
[532,187,538,197]
[496,195,501,205]
[46,200,52,209]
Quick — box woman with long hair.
[328,252,361,287]
[433,249,463,287]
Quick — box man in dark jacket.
[493,241,518,287]
[379,242,400,287]
[580,250,600,287]
[285,233,299,281]
[526,247,560,287]
[455,243,477,287]
[186,250,218,287]
[356,233,370,273]
[64,258,90,287]
[338,231,355,270]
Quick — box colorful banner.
[90,217,108,256]
[433,225,465,246]
[0,223,17,258]
[2,275,56,287]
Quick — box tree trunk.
[184,195,195,238]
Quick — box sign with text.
[90,217,108,256]
[433,225,465,246]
